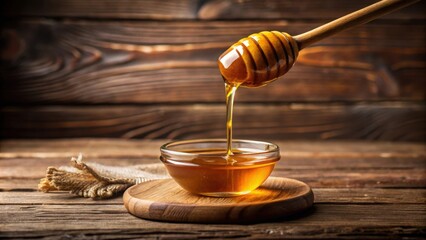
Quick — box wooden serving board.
[123,177,314,223]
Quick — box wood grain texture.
[3,156,425,179]
[2,0,425,20]
[1,140,425,189]
[1,103,424,140]
[1,226,424,240]
[1,20,425,103]
[2,165,425,189]
[2,0,199,20]
[0,139,424,239]
[1,204,425,238]
[1,0,425,235]
[123,177,314,223]
[198,0,426,20]
[2,139,425,157]
[2,188,425,204]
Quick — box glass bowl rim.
[160,138,280,157]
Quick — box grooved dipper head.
[218,31,299,88]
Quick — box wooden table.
[1,139,425,239]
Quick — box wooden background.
[1,0,425,141]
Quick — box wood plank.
[1,158,425,188]
[0,226,424,240]
[0,139,165,157]
[2,139,424,239]
[0,179,39,191]
[271,168,426,188]
[2,155,424,179]
[1,169,424,189]
[1,188,425,205]
[0,204,425,238]
[2,0,199,20]
[1,20,425,104]
[1,103,425,140]
[2,0,424,20]
[1,140,423,189]
[312,188,426,204]
[0,191,121,204]
[198,0,426,20]
[2,151,425,174]
[2,139,425,157]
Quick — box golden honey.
[159,33,287,197]
[225,83,237,156]
[161,147,279,197]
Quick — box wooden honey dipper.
[218,0,420,87]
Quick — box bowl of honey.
[160,139,280,197]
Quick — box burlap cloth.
[38,153,169,199]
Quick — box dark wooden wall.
[1,0,425,141]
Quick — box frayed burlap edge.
[38,153,168,199]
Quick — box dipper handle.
[294,0,420,50]
[218,0,420,87]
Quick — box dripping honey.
[161,81,280,197]
[160,82,279,196]
[160,79,279,197]
[160,40,281,197]
[162,148,277,197]
[225,83,237,156]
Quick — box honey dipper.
[218,0,420,87]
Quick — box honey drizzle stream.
[225,83,238,157]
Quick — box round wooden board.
[123,177,314,224]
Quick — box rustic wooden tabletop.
[1,139,424,239]
[1,2,425,238]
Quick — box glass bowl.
[160,139,280,197]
